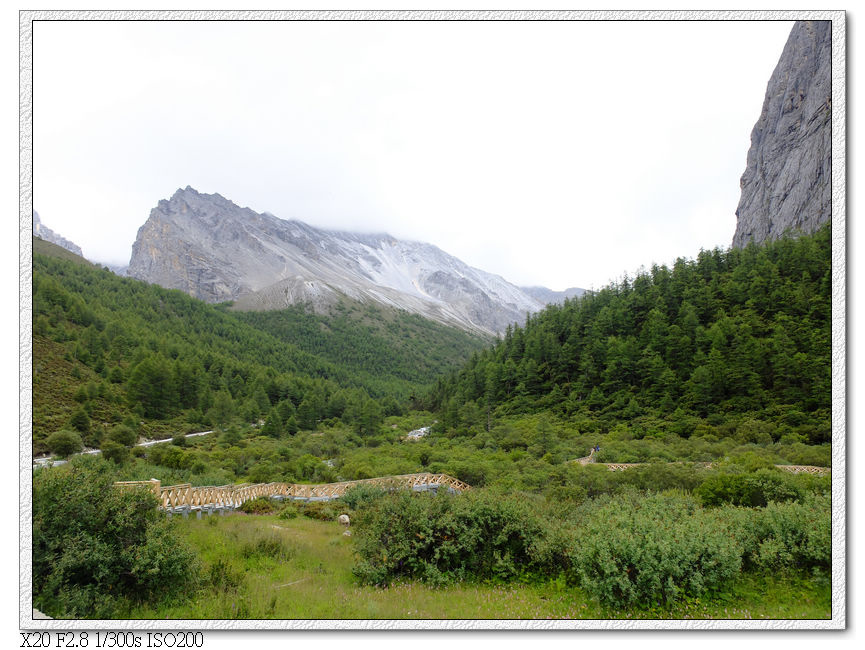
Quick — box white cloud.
[33,18,794,289]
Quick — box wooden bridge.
[116,472,472,512]
[569,450,829,475]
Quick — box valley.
[28,18,836,626]
[31,224,833,621]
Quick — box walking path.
[569,448,829,475]
[33,430,214,468]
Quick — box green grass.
[33,237,92,266]
[122,512,830,620]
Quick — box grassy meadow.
[117,512,829,621]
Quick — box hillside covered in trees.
[31,241,486,455]
[430,226,831,450]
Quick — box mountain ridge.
[128,187,556,335]
[519,285,586,305]
[33,211,84,257]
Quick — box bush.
[613,462,706,493]
[694,469,803,507]
[736,419,777,445]
[780,443,831,467]
[108,424,137,447]
[339,484,388,511]
[149,444,193,470]
[33,459,200,617]
[352,489,556,586]
[722,493,830,572]
[299,501,340,521]
[237,497,276,515]
[208,559,243,592]
[46,430,83,458]
[565,492,742,608]
[100,440,128,465]
[277,502,300,519]
[219,428,243,446]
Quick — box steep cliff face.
[732,20,832,248]
[33,211,84,257]
[127,187,546,335]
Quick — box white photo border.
[19,8,847,631]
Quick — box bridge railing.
[775,465,830,475]
[567,455,830,475]
[114,472,471,511]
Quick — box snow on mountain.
[128,187,547,335]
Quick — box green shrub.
[46,430,83,458]
[565,492,742,608]
[108,424,137,447]
[339,484,388,511]
[694,469,803,507]
[219,428,242,446]
[100,440,128,465]
[735,419,777,445]
[724,450,777,472]
[613,462,706,493]
[68,408,91,434]
[299,501,340,521]
[352,489,556,586]
[277,502,300,519]
[779,443,831,467]
[148,445,193,470]
[237,496,276,515]
[207,559,243,592]
[722,493,830,572]
[33,458,200,617]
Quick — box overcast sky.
[33,18,794,291]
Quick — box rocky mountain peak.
[127,187,550,334]
[732,20,832,248]
[32,211,84,257]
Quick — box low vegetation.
[110,505,829,620]
[33,457,200,618]
[30,228,833,620]
[350,487,829,609]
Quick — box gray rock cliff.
[732,20,832,248]
[127,187,547,335]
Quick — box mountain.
[433,226,831,444]
[33,236,92,267]
[33,211,84,257]
[519,285,586,305]
[127,187,546,335]
[732,20,832,248]
[33,248,487,453]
